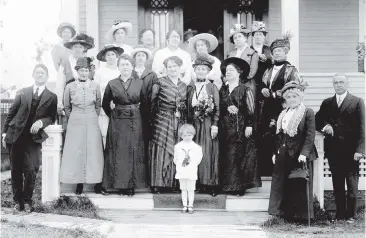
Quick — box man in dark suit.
[2,64,57,213]
[315,73,365,223]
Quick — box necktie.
[34,87,39,99]
[337,96,342,107]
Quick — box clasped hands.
[261,88,281,98]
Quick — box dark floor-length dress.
[187,82,220,186]
[269,108,318,220]
[149,77,187,188]
[102,76,146,189]
[219,82,261,192]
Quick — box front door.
[183,0,224,61]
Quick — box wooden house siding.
[299,0,359,73]
[266,0,281,44]
[98,0,138,49]
[79,0,87,33]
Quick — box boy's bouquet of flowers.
[194,95,215,122]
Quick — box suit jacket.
[276,108,318,161]
[2,86,57,144]
[315,93,365,160]
[227,46,259,80]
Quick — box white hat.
[130,45,152,59]
[228,24,251,43]
[188,33,219,53]
[106,21,133,42]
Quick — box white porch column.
[360,0,366,72]
[42,125,63,204]
[281,0,300,70]
[59,0,79,32]
[85,0,99,58]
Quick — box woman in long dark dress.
[187,54,220,196]
[102,54,146,196]
[150,56,188,194]
[219,57,261,196]
[268,81,318,221]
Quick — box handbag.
[288,163,309,180]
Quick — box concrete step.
[62,181,271,212]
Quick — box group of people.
[2,20,364,223]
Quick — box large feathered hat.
[192,54,215,70]
[64,33,94,50]
[74,57,93,70]
[281,80,309,95]
[270,31,292,52]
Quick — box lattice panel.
[150,10,169,48]
[1,100,13,113]
[237,0,255,14]
[150,0,169,9]
[323,158,366,177]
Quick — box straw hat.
[130,45,152,59]
[57,22,76,38]
[96,45,124,62]
[228,24,251,44]
[189,33,218,53]
[106,21,133,42]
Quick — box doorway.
[183,0,224,61]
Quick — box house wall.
[299,0,359,73]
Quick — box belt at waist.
[115,103,140,109]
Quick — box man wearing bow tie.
[315,73,365,223]
[2,64,57,213]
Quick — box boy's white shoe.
[181,206,188,213]
[188,206,194,214]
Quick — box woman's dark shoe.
[211,189,217,197]
[127,188,135,197]
[76,183,83,195]
[237,190,246,197]
[94,183,109,195]
[151,187,160,194]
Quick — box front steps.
[62,180,271,212]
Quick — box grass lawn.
[261,207,365,238]
[1,171,102,220]
[0,219,105,238]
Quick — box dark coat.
[315,93,365,160]
[2,86,57,144]
[275,108,318,161]
[251,45,272,88]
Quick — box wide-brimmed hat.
[75,57,92,70]
[106,21,133,42]
[97,45,124,62]
[270,31,292,52]
[64,34,94,50]
[57,22,76,38]
[251,21,268,34]
[281,80,309,95]
[192,54,215,70]
[220,57,250,78]
[130,45,152,59]
[229,24,251,44]
[189,33,218,53]
[184,28,198,38]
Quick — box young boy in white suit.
[174,124,203,214]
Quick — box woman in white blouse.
[152,29,192,85]
[189,33,222,90]
[105,21,134,55]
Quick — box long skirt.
[268,147,314,220]
[149,109,183,188]
[102,105,146,189]
[60,110,104,184]
[193,117,219,186]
